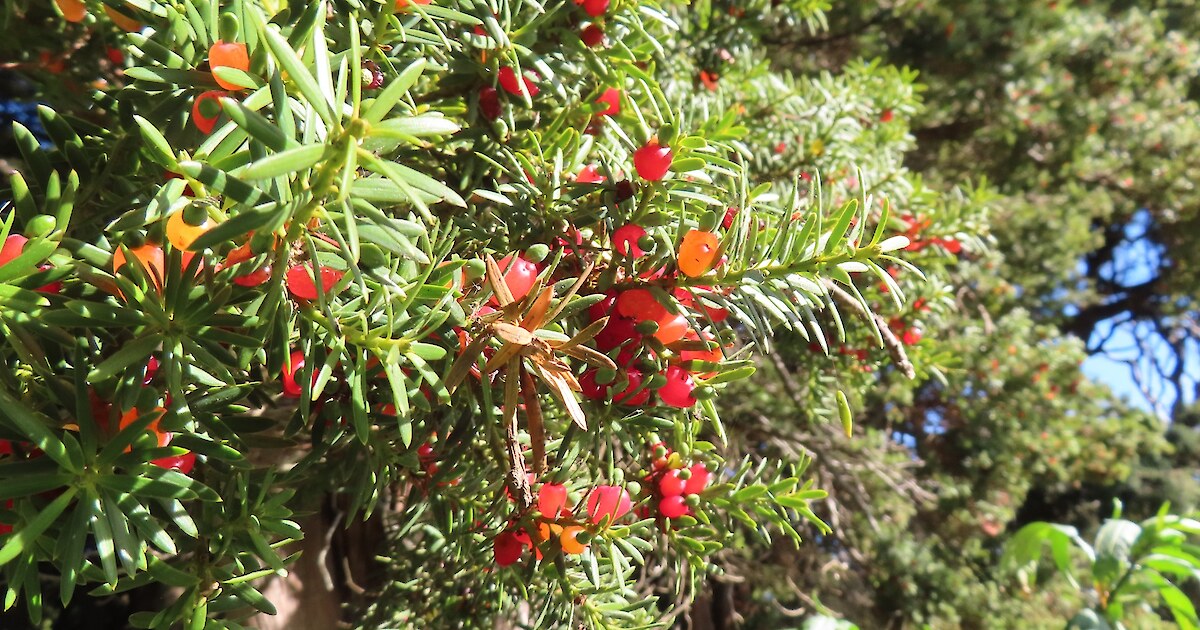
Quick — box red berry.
[679,333,722,377]
[684,463,710,495]
[35,265,62,294]
[588,290,618,321]
[151,450,196,474]
[721,207,739,230]
[0,235,28,267]
[659,495,689,518]
[282,350,306,398]
[658,470,686,497]
[192,90,227,134]
[703,301,729,323]
[581,0,609,17]
[143,356,159,386]
[880,109,894,123]
[233,265,271,287]
[498,67,539,97]
[633,141,672,181]
[494,254,538,303]
[585,485,632,524]
[579,369,607,400]
[577,164,606,184]
[657,366,697,408]
[537,483,568,516]
[616,288,666,321]
[581,24,605,48]
[613,369,651,406]
[286,264,344,301]
[652,313,689,344]
[615,344,655,369]
[595,88,620,117]
[612,223,646,258]
[593,315,640,351]
[494,530,525,566]
[479,86,501,121]
[417,442,434,459]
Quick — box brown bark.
[247,505,384,630]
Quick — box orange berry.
[536,520,563,543]
[209,40,250,91]
[104,4,142,31]
[677,229,720,277]
[55,0,87,22]
[118,407,169,451]
[113,244,166,293]
[652,313,689,344]
[395,0,432,10]
[560,526,588,554]
[166,209,214,251]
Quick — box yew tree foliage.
[0,0,940,627]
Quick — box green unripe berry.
[635,320,659,335]
[636,234,657,254]
[464,258,487,280]
[657,124,677,145]
[347,118,370,138]
[218,12,240,42]
[182,204,209,227]
[124,231,147,248]
[525,243,550,263]
[595,368,617,385]
[698,211,721,232]
[684,494,701,508]
[198,96,223,119]
[25,214,56,238]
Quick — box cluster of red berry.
[573,224,728,409]
[899,214,962,254]
[493,482,631,566]
[641,442,710,520]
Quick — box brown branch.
[519,367,546,475]
[823,280,916,379]
[1067,276,1161,341]
[503,361,532,510]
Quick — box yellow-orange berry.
[677,229,720,277]
[55,0,87,22]
[209,40,250,91]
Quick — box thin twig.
[823,279,916,379]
